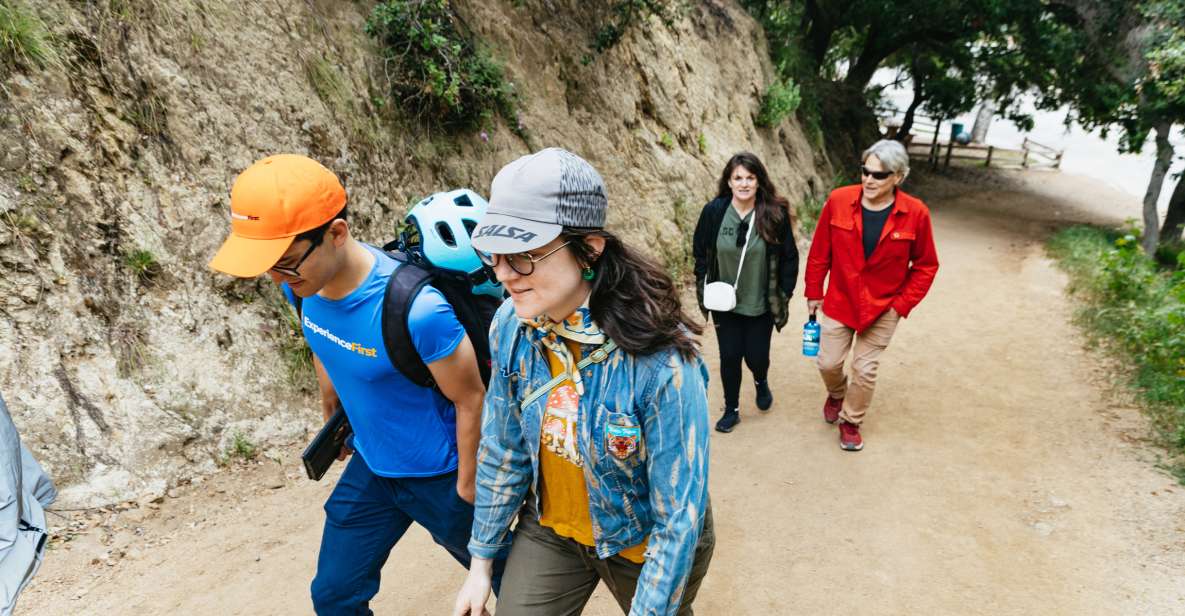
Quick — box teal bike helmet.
[402,189,503,298]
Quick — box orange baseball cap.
[208,154,347,278]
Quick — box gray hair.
[862,139,910,179]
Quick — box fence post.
[944,140,954,169]
[1022,147,1030,168]
[985,145,994,167]
[1055,151,1063,169]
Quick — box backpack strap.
[380,253,437,388]
[519,340,618,411]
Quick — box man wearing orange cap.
[209,154,503,614]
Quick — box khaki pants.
[496,502,715,615]
[816,309,900,425]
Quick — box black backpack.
[294,245,502,388]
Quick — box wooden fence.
[879,109,1064,170]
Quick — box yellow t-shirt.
[538,338,647,564]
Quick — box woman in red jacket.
[804,140,938,451]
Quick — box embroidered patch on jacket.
[605,423,641,460]
[542,383,583,466]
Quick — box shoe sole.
[824,416,838,424]
[839,442,863,451]
[758,402,773,412]
[715,423,738,433]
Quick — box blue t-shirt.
[283,244,466,478]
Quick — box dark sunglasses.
[860,166,894,181]
[270,229,328,278]
[475,241,571,277]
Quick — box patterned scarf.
[522,298,606,396]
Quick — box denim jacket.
[469,300,712,616]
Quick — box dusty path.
[24,170,1185,615]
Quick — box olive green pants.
[495,503,715,615]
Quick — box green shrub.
[1048,225,1185,480]
[697,132,707,156]
[365,0,516,130]
[755,77,801,127]
[267,286,314,389]
[795,194,824,237]
[592,0,678,54]
[797,172,848,238]
[225,431,258,461]
[0,1,57,72]
[659,198,694,287]
[659,132,674,150]
[123,248,161,282]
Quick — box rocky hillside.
[0,0,826,506]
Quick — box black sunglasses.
[860,166,894,181]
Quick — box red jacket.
[805,185,938,332]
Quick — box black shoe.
[755,380,773,411]
[715,408,740,433]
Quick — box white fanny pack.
[703,212,755,312]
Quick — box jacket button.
[892,232,899,238]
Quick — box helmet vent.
[462,219,477,236]
[453,194,474,207]
[435,221,458,247]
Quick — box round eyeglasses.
[475,241,571,276]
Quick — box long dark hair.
[564,229,702,360]
[716,152,791,244]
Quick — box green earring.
[582,267,595,281]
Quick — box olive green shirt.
[715,206,768,316]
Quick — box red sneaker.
[823,396,843,424]
[839,421,863,451]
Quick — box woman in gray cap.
[454,148,714,616]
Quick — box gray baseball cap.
[472,147,608,254]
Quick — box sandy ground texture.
[22,169,1185,615]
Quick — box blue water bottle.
[803,313,821,357]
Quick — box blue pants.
[310,455,506,615]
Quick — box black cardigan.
[691,197,799,329]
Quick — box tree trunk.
[802,0,836,72]
[970,100,996,143]
[1140,121,1174,255]
[897,74,925,142]
[843,28,892,90]
[844,47,888,90]
[1160,173,1185,246]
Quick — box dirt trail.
[23,170,1185,615]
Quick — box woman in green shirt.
[692,153,799,433]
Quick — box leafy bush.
[592,0,679,53]
[797,172,849,238]
[795,194,824,237]
[365,0,516,130]
[0,1,57,72]
[660,198,694,286]
[1048,225,1185,480]
[755,77,801,127]
[225,431,258,462]
[123,248,161,282]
